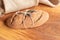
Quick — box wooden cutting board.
[0,4,60,40]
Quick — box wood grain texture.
[0,4,60,40]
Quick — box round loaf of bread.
[5,10,49,29]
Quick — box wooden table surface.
[0,4,60,40]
